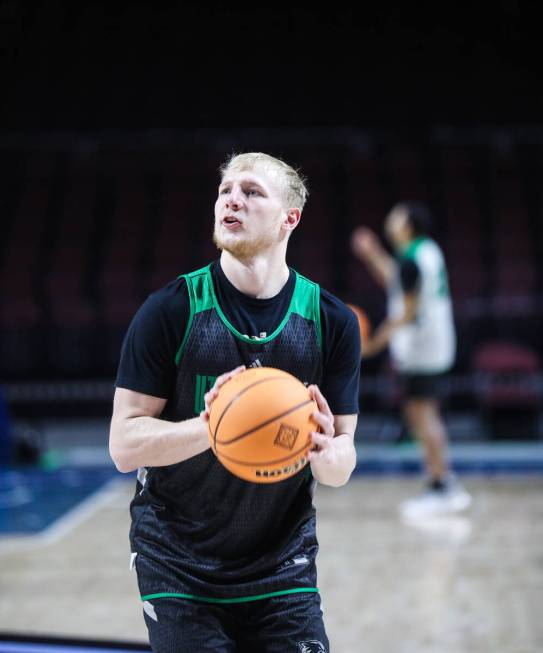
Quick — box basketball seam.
[216,440,310,467]
[216,398,314,446]
[211,374,295,450]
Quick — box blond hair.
[219,152,308,211]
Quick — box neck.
[219,250,290,299]
[399,235,422,253]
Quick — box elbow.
[313,458,356,488]
[109,445,137,473]
[320,471,352,489]
[325,477,349,489]
[332,463,357,488]
[333,453,357,488]
[109,426,138,473]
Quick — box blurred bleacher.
[0,128,542,428]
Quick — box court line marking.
[0,478,128,556]
[0,644,148,653]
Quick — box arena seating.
[473,340,541,438]
[0,131,541,397]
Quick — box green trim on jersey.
[399,236,451,299]
[141,587,319,604]
[175,265,213,365]
[400,236,427,261]
[175,263,322,364]
[291,272,322,350]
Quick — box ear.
[281,208,301,232]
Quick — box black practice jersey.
[116,261,360,603]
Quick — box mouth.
[221,215,243,229]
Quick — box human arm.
[109,365,246,473]
[351,226,396,289]
[108,278,215,473]
[362,290,419,358]
[311,291,360,486]
[307,385,357,487]
[109,388,209,473]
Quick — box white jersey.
[388,237,456,373]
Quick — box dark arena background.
[0,3,542,652]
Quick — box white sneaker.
[400,482,472,520]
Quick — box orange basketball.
[208,367,317,483]
[346,303,372,345]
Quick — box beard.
[213,223,279,260]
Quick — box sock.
[428,477,447,492]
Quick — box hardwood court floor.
[0,475,542,653]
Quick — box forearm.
[363,319,400,357]
[310,433,357,487]
[364,293,419,358]
[351,228,395,288]
[361,249,395,288]
[109,415,209,473]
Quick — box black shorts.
[401,372,446,400]
[142,592,329,653]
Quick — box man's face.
[213,167,287,259]
[385,208,411,250]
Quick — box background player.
[109,152,360,652]
[351,201,471,518]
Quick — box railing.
[3,374,543,403]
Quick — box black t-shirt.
[116,260,360,414]
[399,258,421,293]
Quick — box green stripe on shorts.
[141,587,319,604]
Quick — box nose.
[225,184,243,210]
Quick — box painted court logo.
[297,641,326,653]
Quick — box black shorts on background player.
[401,372,446,400]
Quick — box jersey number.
[194,374,218,415]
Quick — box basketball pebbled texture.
[208,367,318,483]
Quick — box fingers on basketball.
[207,367,318,483]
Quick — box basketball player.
[109,153,360,652]
[351,202,471,518]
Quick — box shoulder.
[126,276,191,341]
[116,277,191,397]
[291,271,358,332]
[314,285,361,412]
[318,287,361,363]
[418,238,442,258]
[416,239,445,272]
[319,286,358,330]
[139,276,189,319]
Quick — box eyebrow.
[219,178,267,192]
